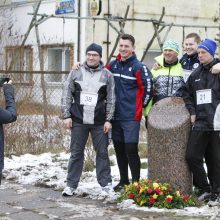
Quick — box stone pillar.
[147,97,192,194]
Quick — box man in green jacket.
[144,39,184,118]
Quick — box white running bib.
[196,89,212,105]
[80,92,98,106]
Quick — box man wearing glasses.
[61,43,115,196]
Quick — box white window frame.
[41,44,74,86]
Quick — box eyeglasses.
[86,53,99,57]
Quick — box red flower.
[136,185,141,191]
[166,197,172,203]
[183,194,189,201]
[147,188,153,194]
[155,188,161,194]
[128,193,135,199]
[149,197,155,204]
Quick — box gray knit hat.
[86,43,102,57]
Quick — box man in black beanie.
[86,43,102,57]
[61,43,115,196]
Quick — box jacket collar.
[83,61,104,72]
[116,53,137,63]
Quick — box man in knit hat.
[182,38,220,206]
[144,39,184,120]
[61,43,115,196]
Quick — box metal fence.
[0,71,70,155]
[0,71,147,156]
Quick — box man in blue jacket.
[106,34,153,191]
[0,79,17,185]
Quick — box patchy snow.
[2,152,220,218]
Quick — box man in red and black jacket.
[106,34,153,191]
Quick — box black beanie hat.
[86,43,102,57]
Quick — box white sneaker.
[62,186,76,196]
[102,183,114,194]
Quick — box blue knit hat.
[162,39,180,54]
[198,39,217,57]
[86,43,102,57]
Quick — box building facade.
[0,0,219,104]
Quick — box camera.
[0,77,10,87]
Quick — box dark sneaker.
[197,191,212,201]
[62,186,76,196]
[195,188,211,201]
[208,193,220,207]
[113,182,129,192]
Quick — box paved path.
[0,181,219,220]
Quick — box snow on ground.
[2,152,219,218]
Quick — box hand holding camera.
[0,77,11,87]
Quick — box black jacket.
[180,53,200,82]
[182,58,220,131]
[0,84,17,171]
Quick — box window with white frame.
[5,45,33,84]
[42,44,73,84]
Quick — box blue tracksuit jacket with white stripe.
[106,53,153,121]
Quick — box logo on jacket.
[129,67,132,71]
[143,66,149,76]
[193,63,199,69]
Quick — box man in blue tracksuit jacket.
[106,34,153,191]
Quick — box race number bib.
[80,92,98,106]
[196,89,212,105]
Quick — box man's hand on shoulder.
[152,62,161,70]
[210,63,220,74]
[72,62,81,70]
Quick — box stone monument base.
[148,97,192,194]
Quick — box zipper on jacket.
[166,67,171,96]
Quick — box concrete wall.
[1,0,219,66]
[84,0,220,66]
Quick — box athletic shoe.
[194,188,211,201]
[102,183,114,194]
[197,191,212,201]
[207,193,220,207]
[62,186,76,196]
[113,182,129,192]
